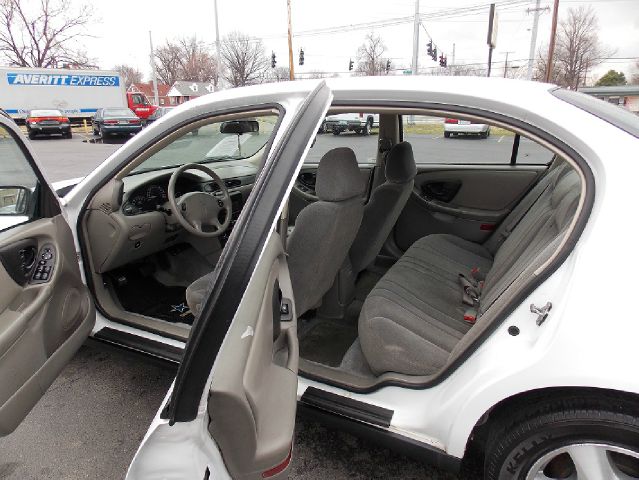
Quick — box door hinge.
[530,302,552,326]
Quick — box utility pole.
[502,51,514,78]
[545,0,560,83]
[148,31,159,105]
[214,0,221,90]
[486,3,497,77]
[526,0,542,80]
[451,43,455,67]
[287,0,295,80]
[411,0,420,76]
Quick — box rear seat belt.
[495,181,551,248]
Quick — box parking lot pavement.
[0,342,466,480]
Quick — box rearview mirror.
[220,120,259,135]
[0,186,31,215]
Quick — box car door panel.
[0,215,95,435]
[208,233,297,480]
[394,166,545,250]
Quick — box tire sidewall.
[488,416,639,480]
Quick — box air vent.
[98,203,112,214]
[224,179,242,188]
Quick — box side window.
[307,112,380,164]
[404,115,554,165]
[0,125,39,230]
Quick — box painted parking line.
[498,135,504,143]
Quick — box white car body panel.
[7,76,638,471]
[444,122,489,134]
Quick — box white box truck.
[0,67,127,122]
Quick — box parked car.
[324,112,379,135]
[1,77,639,480]
[444,117,491,138]
[145,106,175,125]
[92,107,142,137]
[25,109,71,139]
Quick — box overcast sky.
[86,0,638,83]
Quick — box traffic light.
[439,54,447,67]
[271,52,276,68]
[431,47,437,62]
[427,40,433,56]
[348,59,354,71]
[386,59,391,74]
[299,48,304,66]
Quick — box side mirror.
[220,120,259,135]
[0,186,31,215]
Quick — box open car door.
[126,81,332,479]
[0,117,95,435]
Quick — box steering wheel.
[168,163,232,237]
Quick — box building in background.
[167,81,216,105]
[579,85,639,114]
[128,82,171,106]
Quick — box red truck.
[127,92,158,120]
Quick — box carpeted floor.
[107,267,195,324]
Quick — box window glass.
[306,112,379,164]
[130,114,279,175]
[404,115,553,165]
[104,108,135,117]
[0,125,39,230]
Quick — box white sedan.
[1,76,638,480]
[444,117,491,138]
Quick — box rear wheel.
[28,130,36,140]
[485,396,639,480]
[332,128,340,135]
[363,119,372,135]
[480,131,488,139]
[444,131,451,138]
[64,130,72,139]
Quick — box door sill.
[93,327,183,363]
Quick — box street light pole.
[287,0,295,80]
[214,0,221,90]
[149,31,159,105]
[411,0,420,77]
[526,0,542,80]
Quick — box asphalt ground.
[0,128,497,479]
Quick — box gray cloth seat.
[287,147,365,316]
[358,160,580,376]
[186,147,366,316]
[350,141,417,275]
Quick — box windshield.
[104,108,136,117]
[130,114,278,175]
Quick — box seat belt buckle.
[459,274,479,306]
[470,266,486,282]
[463,308,477,324]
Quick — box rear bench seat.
[358,160,581,375]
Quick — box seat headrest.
[316,147,365,201]
[385,141,417,184]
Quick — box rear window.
[104,109,135,117]
[552,88,639,139]
[29,110,62,117]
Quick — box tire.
[318,121,326,134]
[485,395,639,480]
[444,131,451,138]
[28,130,36,140]
[480,131,488,139]
[363,120,371,136]
[64,130,72,139]
[486,128,491,138]
[332,129,340,135]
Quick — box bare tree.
[534,6,611,89]
[0,0,94,68]
[631,62,639,85]
[265,66,290,82]
[154,37,218,86]
[114,64,143,89]
[356,32,388,76]
[220,32,269,87]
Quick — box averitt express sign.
[6,73,120,87]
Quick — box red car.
[26,109,72,139]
